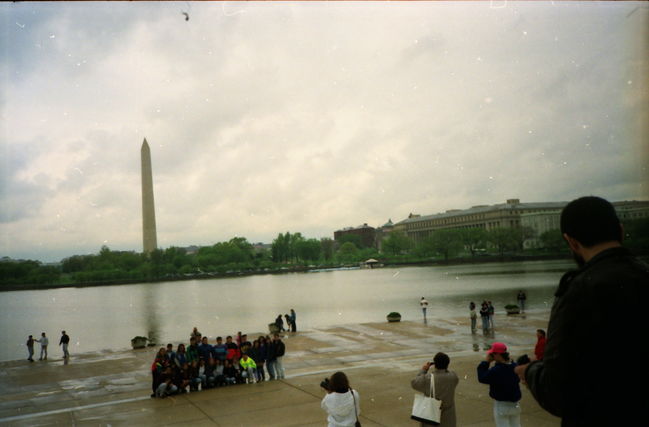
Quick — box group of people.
[25,331,69,362]
[151,328,287,398]
[469,300,496,334]
[274,308,297,332]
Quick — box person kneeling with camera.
[320,371,361,427]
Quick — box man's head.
[537,329,546,338]
[166,343,173,351]
[432,352,450,370]
[561,196,622,248]
[216,336,222,344]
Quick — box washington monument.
[141,138,158,254]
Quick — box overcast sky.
[1,1,648,262]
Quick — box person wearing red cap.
[477,342,522,427]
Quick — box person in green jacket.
[187,337,199,364]
[240,353,257,384]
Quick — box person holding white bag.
[411,352,459,426]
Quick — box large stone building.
[391,198,649,249]
[334,223,377,248]
[393,199,566,244]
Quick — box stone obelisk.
[141,138,158,254]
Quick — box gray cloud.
[1,1,647,261]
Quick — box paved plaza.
[0,313,560,426]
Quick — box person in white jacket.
[321,371,360,427]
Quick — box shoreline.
[0,313,560,426]
[0,254,572,292]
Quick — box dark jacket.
[525,247,649,426]
[477,361,521,402]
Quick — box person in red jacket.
[534,329,546,361]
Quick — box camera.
[320,378,331,390]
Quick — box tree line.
[1,218,647,288]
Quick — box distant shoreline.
[0,254,572,292]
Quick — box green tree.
[296,238,322,262]
[320,238,334,261]
[337,233,363,249]
[539,229,565,252]
[336,242,360,264]
[382,231,412,255]
[428,229,463,261]
[459,227,488,256]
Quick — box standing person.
[272,333,286,379]
[36,332,49,360]
[290,308,297,332]
[275,314,285,332]
[321,371,361,427]
[26,335,35,362]
[420,297,429,320]
[411,352,459,427]
[534,329,546,361]
[517,291,527,313]
[477,342,522,427]
[59,330,70,359]
[284,314,292,332]
[479,302,490,334]
[469,302,477,334]
[515,196,649,426]
[266,337,277,380]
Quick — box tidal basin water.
[0,259,573,362]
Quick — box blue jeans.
[267,360,277,379]
[493,401,521,427]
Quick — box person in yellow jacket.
[240,353,257,384]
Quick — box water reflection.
[144,286,160,347]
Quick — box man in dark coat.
[515,196,649,426]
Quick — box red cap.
[487,342,508,354]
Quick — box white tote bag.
[411,373,442,425]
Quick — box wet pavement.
[0,312,560,426]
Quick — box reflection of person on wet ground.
[515,196,649,426]
[469,302,477,334]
